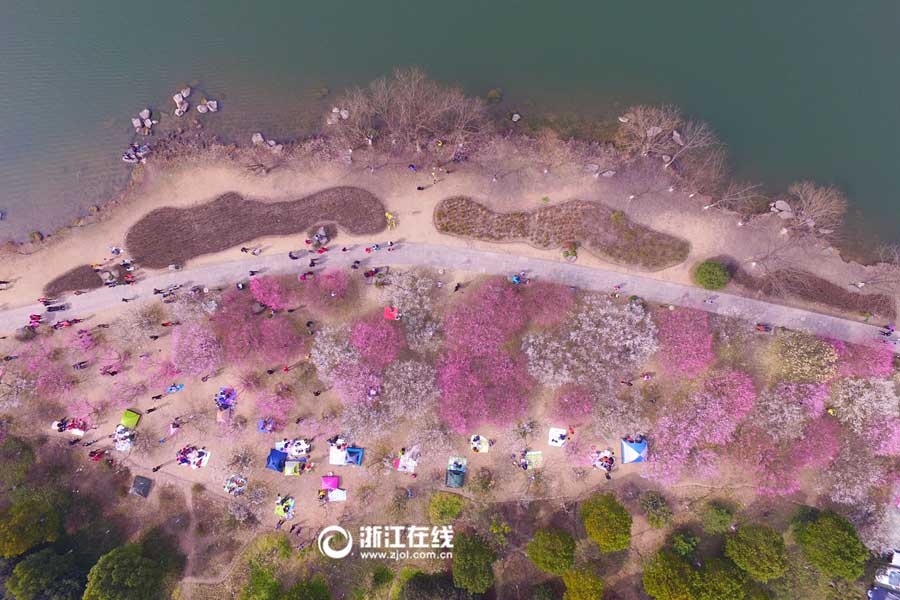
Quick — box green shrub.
[562,569,604,600]
[526,528,576,575]
[694,260,731,290]
[83,544,164,600]
[428,492,467,525]
[284,575,331,600]
[399,571,472,599]
[725,524,787,582]
[0,436,33,488]
[5,548,83,600]
[701,501,734,535]
[580,493,632,552]
[452,533,496,594]
[488,515,511,547]
[640,491,673,529]
[795,511,869,581]
[0,494,62,558]
[671,531,699,558]
[642,550,698,600]
[695,558,749,600]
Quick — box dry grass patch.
[44,264,103,295]
[125,187,387,268]
[434,196,689,270]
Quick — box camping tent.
[131,476,152,498]
[121,409,141,429]
[321,475,340,490]
[266,449,288,472]
[346,447,363,465]
[621,437,648,464]
[384,306,400,320]
[327,488,347,502]
[446,456,467,488]
[284,460,303,477]
[548,427,568,447]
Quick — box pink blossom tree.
[831,339,894,379]
[646,371,756,482]
[332,362,383,406]
[298,269,351,311]
[552,386,594,424]
[350,314,406,371]
[211,289,304,365]
[250,275,295,311]
[171,322,223,377]
[522,281,575,328]
[111,381,149,409]
[655,308,715,378]
[255,390,295,431]
[443,279,527,353]
[867,418,900,457]
[437,349,533,432]
[22,343,76,400]
[437,279,535,432]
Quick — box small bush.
[694,260,731,290]
[428,492,467,525]
[562,569,604,600]
[725,524,787,582]
[452,533,496,594]
[526,528,576,575]
[640,491,673,529]
[701,501,735,535]
[671,530,699,558]
[795,510,869,581]
[580,493,632,553]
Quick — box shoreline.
[0,133,897,331]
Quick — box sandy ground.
[0,149,885,317]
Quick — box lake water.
[1,0,898,243]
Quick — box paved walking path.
[1,243,896,351]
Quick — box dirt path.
[0,242,895,350]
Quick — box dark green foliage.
[0,494,62,558]
[694,260,731,290]
[0,436,33,488]
[642,550,698,600]
[562,568,604,600]
[284,575,332,600]
[580,493,632,552]
[82,544,164,600]
[694,558,749,600]
[670,530,699,558]
[526,528,576,575]
[795,511,869,581]
[725,524,787,582]
[530,581,564,600]
[640,491,673,529]
[399,571,473,599]
[5,548,84,600]
[240,564,281,600]
[701,501,734,535]
[452,533,496,594]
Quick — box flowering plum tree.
[332,362,383,406]
[438,350,533,432]
[255,389,294,430]
[655,308,715,378]
[552,386,594,423]
[646,371,756,482]
[521,281,575,328]
[350,315,406,371]
[753,383,820,441]
[171,322,223,377]
[444,279,527,353]
[867,418,900,457]
[249,275,295,311]
[22,344,75,400]
[211,289,304,365]
[830,377,900,433]
[522,295,657,388]
[383,269,441,353]
[830,339,894,379]
[765,332,837,383]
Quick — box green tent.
[121,409,141,429]
[445,469,465,488]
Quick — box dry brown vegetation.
[44,264,103,296]
[434,196,690,270]
[125,187,387,268]
[733,266,895,320]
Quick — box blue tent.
[621,437,648,464]
[266,449,288,472]
[345,447,364,465]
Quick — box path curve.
[0,243,894,351]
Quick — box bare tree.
[615,104,682,157]
[785,181,848,237]
[845,243,900,293]
[666,119,720,168]
[328,67,491,156]
[703,181,767,215]
[678,145,728,197]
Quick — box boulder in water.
[131,117,142,129]
[196,103,208,114]
[143,119,153,128]
[672,129,684,145]
[139,108,151,120]
[774,199,792,212]
[511,112,522,122]
[339,109,349,120]
[251,132,265,145]
[206,100,218,112]
[173,93,184,104]
[181,87,191,98]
